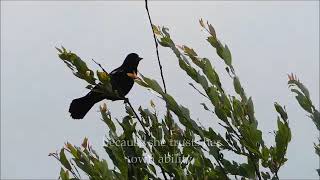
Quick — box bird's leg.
[123,97,129,104]
[117,95,128,103]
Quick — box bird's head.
[122,53,143,71]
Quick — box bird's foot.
[123,97,129,103]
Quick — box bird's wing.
[110,67,123,75]
[109,66,134,97]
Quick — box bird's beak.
[138,57,143,61]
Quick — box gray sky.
[1,1,319,179]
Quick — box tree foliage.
[287,74,320,175]
[51,20,317,180]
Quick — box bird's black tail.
[69,91,104,119]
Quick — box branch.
[274,171,280,180]
[159,164,169,180]
[92,58,108,73]
[70,160,82,179]
[143,7,171,179]
[145,0,167,94]
[125,98,149,135]
[189,83,210,100]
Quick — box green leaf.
[275,117,291,161]
[215,107,228,122]
[141,75,164,94]
[221,159,241,176]
[59,149,72,171]
[208,145,220,159]
[65,143,78,159]
[274,102,288,121]
[178,58,209,90]
[56,47,63,53]
[239,122,262,155]
[97,71,110,83]
[138,107,151,127]
[148,164,156,175]
[233,76,244,98]
[246,97,256,124]
[239,163,256,178]
[208,24,216,38]
[207,86,220,107]
[104,145,128,179]
[152,24,161,35]
[197,73,209,90]
[207,36,219,49]
[100,108,116,133]
[311,110,320,131]
[159,36,173,47]
[60,168,70,180]
[202,58,221,89]
[99,159,111,179]
[160,93,204,138]
[183,46,198,57]
[288,78,310,98]
[56,47,96,85]
[199,18,205,28]
[206,29,232,68]
[295,91,313,113]
[222,45,232,67]
[261,146,270,161]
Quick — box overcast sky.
[1,1,319,179]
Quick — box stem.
[70,160,82,179]
[189,83,210,100]
[144,6,170,179]
[248,152,262,180]
[92,59,107,73]
[50,153,80,179]
[145,0,167,94]
[159,164,169,180]
[274,170,280,180]
[125,98,149,135]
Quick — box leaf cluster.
[56,47,120,98]
[288,74,320,175]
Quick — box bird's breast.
[110,72,135,97]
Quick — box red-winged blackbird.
[69,53,143,119]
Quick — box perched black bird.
[69,53,143,119]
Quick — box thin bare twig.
[125,98,149,135]
[189,83,210,100]
[126,98,168,180]
[159,164,169,180]
[144,3,170,178]
[145,0,167,94]
[92,59,108,73]
[70,160,82,179]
